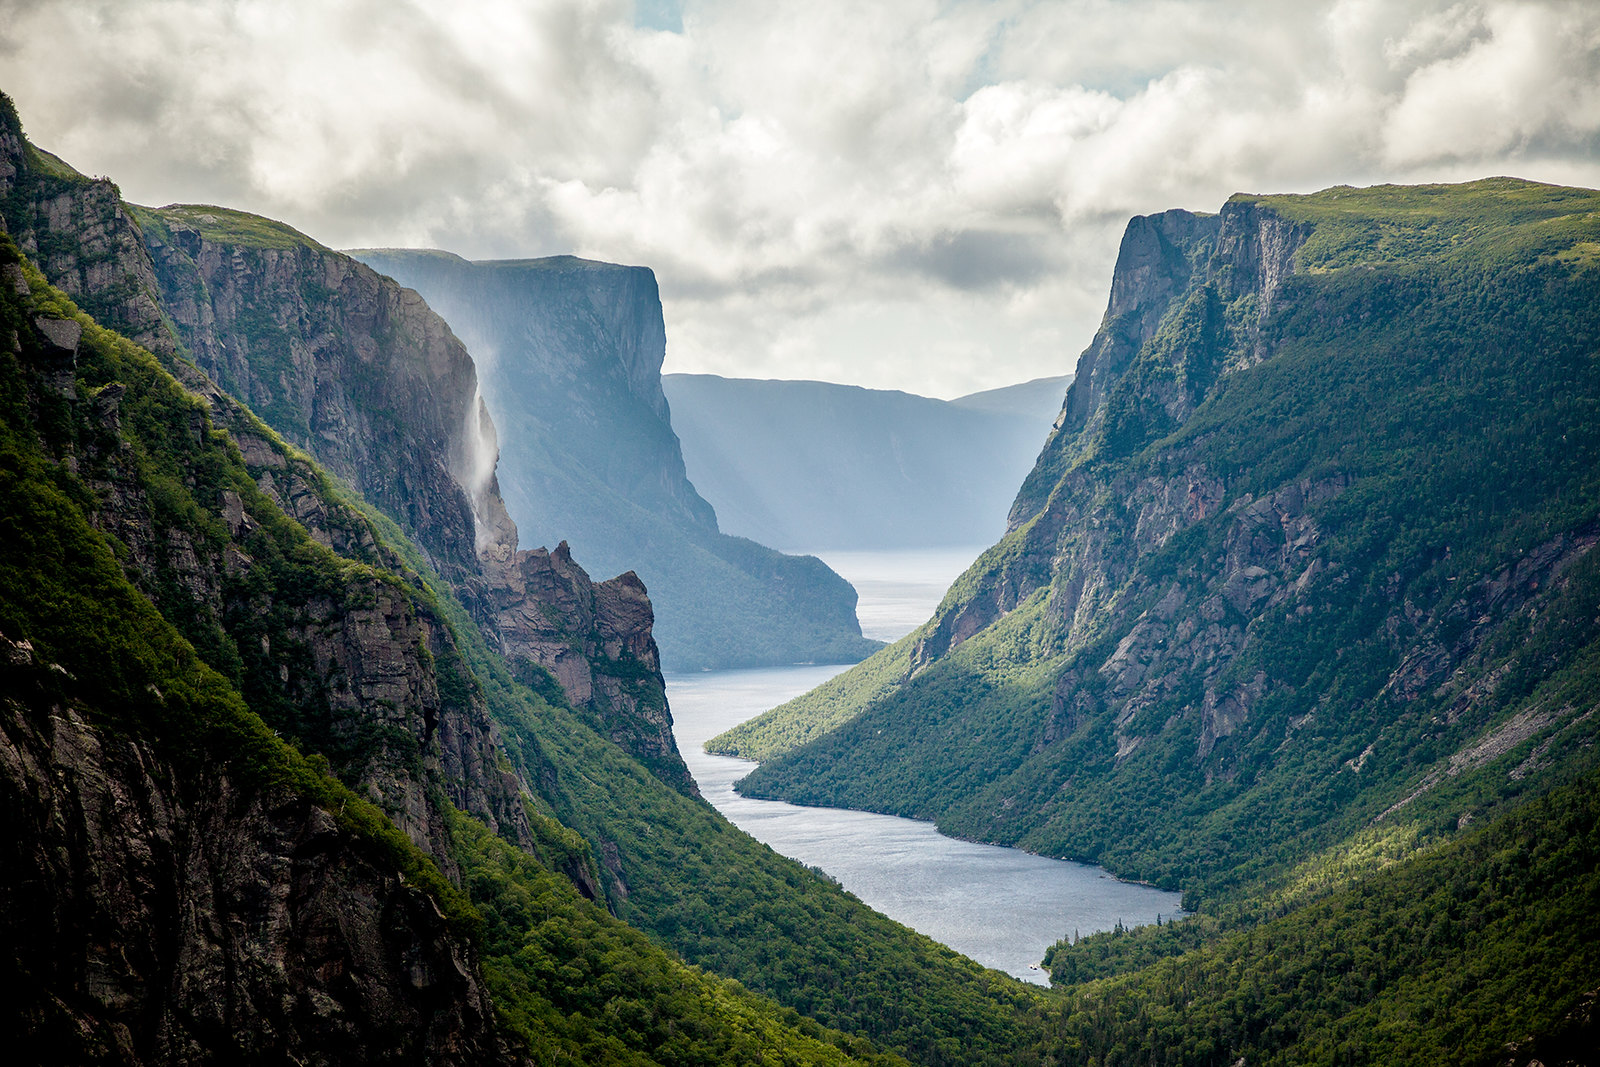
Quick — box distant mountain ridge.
[350,248,880,671]
[662,373,1070,551]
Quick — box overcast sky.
[3,0,1598,397]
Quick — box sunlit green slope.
[724,178,1600,903]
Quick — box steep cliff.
[0,95,170,355]
[133,205,490,600]
[0,233,532,875]
[350,249,881,670]
[727,179,1600,902]
[485,539,693,794]
[0,246,514,1062]
[2,94,692,790]
[1,635,511,1067]
[110,202,695,793]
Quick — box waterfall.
[464,384,502,555]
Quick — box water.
[666,548,1184,985]
[799,546,984,641]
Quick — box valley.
[1,78,1596,1066]
[665,546,1183,986]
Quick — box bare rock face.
[488,541,697,796]
[345,250,717,540]
[1012,201,1309,532]
[0,99,172,355]
[138,211,492,611]
[0,635,514,1067]
[348,248,879,673]
[134,212,693,791]
[38,315,533,875]
[919,200,1314,682]
[901,203,1337,776]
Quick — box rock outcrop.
[0,95,171,355]
[487,540,694,794]
[1,635,513,1067]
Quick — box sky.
[2,0,1598,398]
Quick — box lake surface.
[666,547,1183,985]
[797,546,985,641]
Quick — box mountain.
[717,178,1600,891]
[710,177,1600,1059]
[0,92,1057,1066]
[948,374,1073,421]
[9,79,1600,1064]
[348,249,881,671]
[661,373,1070,550]
[0,222,922,1067]
[723,178,1600,883]
[100,203,690,797]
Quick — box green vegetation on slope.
[451,811,904,1067]
[1033,767,1600,1065]
[0,90,1064,1060]
[318,455,1053,1065]
[0,236,914,1065]
[131,202,327,252]
[390,547,1051,1065]
[709,632,917,761]
[734,178,1600,906]
[13,90,1598,1063]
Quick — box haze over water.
[666,547,1183,985]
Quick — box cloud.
[1383,3,1600,164]
[1,0,1597,397]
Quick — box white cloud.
[1384,3,1600,164]
[1,0,1597,397]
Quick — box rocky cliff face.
[734,180,1600,894]
[350,249,880,671]
[5,252,533,876]
[0,95,171,355]
[484,539,693,794]
[132,216,693,792]
[0,239,522,1061]
[137,206,494,608]
[1010,200,1308,531]
[1,636,514,1067]
[347,250,716,537]
[915,200,1310,673]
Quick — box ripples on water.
[667,548,1183,985]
